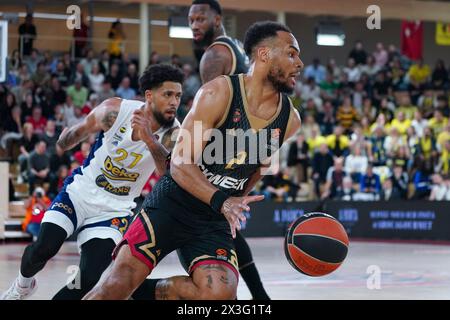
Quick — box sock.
[18,272,34,288]
[131,278,161,300]
[239,263,270,300]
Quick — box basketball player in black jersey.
[188,0,269,300]
[84,21,303,300]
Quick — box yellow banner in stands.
[436,22,450,45]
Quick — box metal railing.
[9,33,174,61]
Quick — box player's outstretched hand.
[221,195,265,238]
[131,109,153,143]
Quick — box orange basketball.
[284,212,349,277]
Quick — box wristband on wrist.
[210,190,230,214]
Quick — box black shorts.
[113,174,239,279]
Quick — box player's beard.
[267,65,294,95]
[153,109,175,128]
[192,25,215,49]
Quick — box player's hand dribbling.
[131,109,154,143]
[220,195,265,238]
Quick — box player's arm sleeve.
[170,77,231,205]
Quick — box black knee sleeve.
[21,222,67,277]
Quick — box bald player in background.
[188,0,269,300]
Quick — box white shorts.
[41,186,132,249]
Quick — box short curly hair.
[191,0,222,15]
[243,21,292,59]
[139,64,184,95]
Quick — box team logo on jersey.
[101,156,140,182]
[111,218,120,227]
[232,109,241,123]
[113,128,126,145]
[95,174,131,196]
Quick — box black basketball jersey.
[199,74,291,197]
[144,74,292,216]
[208,36,249,75]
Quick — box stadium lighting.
[316,22,345,46]
[169,16,193,39]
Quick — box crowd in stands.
[1,19,450,209]
[284,41,450,202]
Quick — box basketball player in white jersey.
[1,64,184,300]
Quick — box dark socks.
[239,262,270,300]
[234,231,270,300]
[131,278,161,300]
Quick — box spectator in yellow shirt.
[408,59,430,85]
[370,113,390,134]
[336,96,359,134]
[438,140,450,175]
[437,124,450,152]
[307,127,326,157]
[395,95,418,120]
[326,125,350,157]
[108,20,125,62]
[390,111,411,136]
[428,109,448,138]
[416,127,438,164]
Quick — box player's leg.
[149,261,237,300]
[20,223,67,278]
[83,243,152,300]
[52,238,116,300]
[52,215,131,300]
[234,231,270,300]
[156,225,239,300]
[135,237,239,300]
[1,190,76,300]
[83,208,179,300]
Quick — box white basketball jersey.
[66,99,179,212]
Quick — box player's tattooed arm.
[56,123,88,151]
[199,45,232,83]
[57,98,121,151]
[101,110,119,131]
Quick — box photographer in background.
[22,187,51,240]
